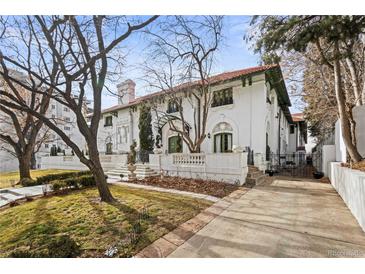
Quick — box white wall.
[149,152,248,185]
[39,154,128,171]
[0,150,18,172]
[353,105,365,157]
[334,105,365,162]
[98,72,291,160]
[335,120,347,162]
[322,145,336,176]
[329,162,365,232]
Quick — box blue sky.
[101,16,300,113]
[102,16,260,106]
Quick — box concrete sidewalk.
[168,178,365,258]
[0,185,52,208]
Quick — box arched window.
[168,135,182,153]
[105,136,113,154]
[214,133,232,153]
[212,122,233,153]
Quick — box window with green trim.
[106,142,113,154]
[168,135,182,153]
[104,116,113,127]
[211,87,233,107]
[214,133,232,153]
[167,99,180,113]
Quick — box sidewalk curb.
[134,187,250,258]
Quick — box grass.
[0,184,211,257]
[0,169,77,189]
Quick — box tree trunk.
[88,144,115,203]
[333,42,363,162]
[18,152,32,181]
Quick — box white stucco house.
[94,64,293,161]
[288,113,308,154]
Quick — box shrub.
[25,195,33,202]
[64,177,80,189]
[19,178,37,187]
[51,175,95,192]
[9,201,19,207]
[47,235,81,258]
[78,175,96,187]
[36,170,91,185]
[51,180,67,192]
[9,235,81,258]
[9,249,48,258]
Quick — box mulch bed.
[341,160,365,172]
[318,177,331,184]
[129,176,239,198]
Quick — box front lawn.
[0,169,78,189]
[0,184,211,257]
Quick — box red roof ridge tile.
[99,64,280,115]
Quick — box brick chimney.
[117,79,136,105]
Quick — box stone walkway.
[108,180,220,203]
[0,185,52,208]
[153,178,365,258]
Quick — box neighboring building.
[288,113,308,154]
[0,71,90,171]
[94,64,293,161]
[34,96,90,168]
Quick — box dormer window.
[242,76,252,87]
[104,116,113,127]
[167,99,180,113]
[211,87,233,107]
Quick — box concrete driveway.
[168,178,365,258]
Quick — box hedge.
[20,178,38,187]
[36,170,91,185]
[51,175,96,193]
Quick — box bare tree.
[0,15,157,202]
[0,70,55,182]
[249,16,364,162]
[143,16,223,153]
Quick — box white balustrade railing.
[173,154,206,165]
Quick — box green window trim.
[106,142,113,155]
[104,116,113,127]
[214,133,233,153]
[211,87,233,107]
[168,135,182,153]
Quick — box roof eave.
[265,66,293,124]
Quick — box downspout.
[197,96,201,153]
[249,88,253,149]
[277,110,281,155]
[129,109,134,144]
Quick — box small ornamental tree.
[138,104,154,152]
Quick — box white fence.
[39,154,128,171]
[149,152,248,185]
[329,162,365,232]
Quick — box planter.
[313,171,324,179]
[153,148,163,154]
[128,164,137,180]
[268,170,275,177]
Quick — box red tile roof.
[100,64,279,115]
[292,113,304,122]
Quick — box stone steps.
[0,189,24,201]
[244,165,267,188]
